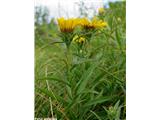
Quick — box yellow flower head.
[73,35,86,44]
[78,37,85,44]
[98,7,105,14]
[57,17,79,33]
[79,18,107,29]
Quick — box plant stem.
[45,66,54,118]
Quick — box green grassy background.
[35,1,126,120]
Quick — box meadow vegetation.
[35,1,126,120]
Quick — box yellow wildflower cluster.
[98,7,105,14]
[57,17,107,32]
[57,17,80,33]
[79,18,107,29]
[73,35,86,44]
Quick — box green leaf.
[36,87,67,105]
[76,63,97,95]
[84,96,112,107]
[90,110,102,120]
[37,77,71,87]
